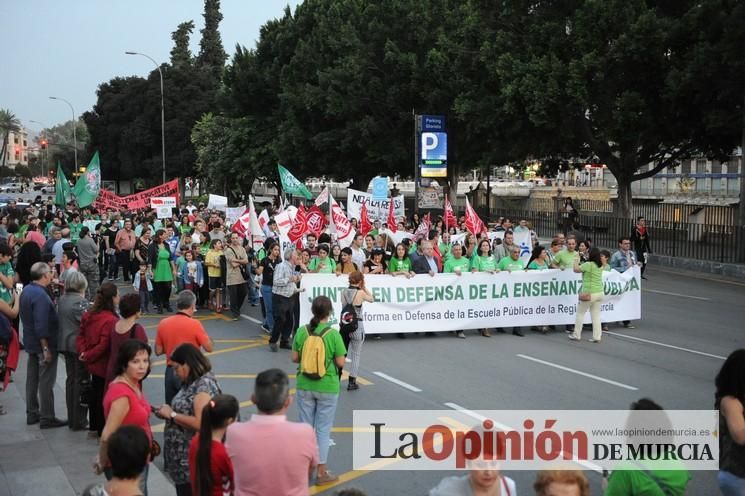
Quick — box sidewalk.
[0,354,173,496]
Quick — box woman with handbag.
[96,340,154,496]
[157,344,221,496]
[341,272,374,391]
[569,247,604,343]
[224,232,248,322]
[77,282,120,437]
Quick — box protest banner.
[93,179,180,211]
[299,266,641,333]
[151,197,177,219]
[225,206,246,224]
[207,194,228,211]
[346,188,405,221]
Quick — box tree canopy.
[80,0,744,216]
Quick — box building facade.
[3,127,29,168]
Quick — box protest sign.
[346,188,404,221]
[300,266,641,333]
[207,194,228,211]
[151,197,177,219]
[225,207,246,224]
[93,179,180,211]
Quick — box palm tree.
[0,109,21,168]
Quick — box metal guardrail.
[492,208,745,264]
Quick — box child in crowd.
[179,250,203,293]
[133,261,154,313]
[174,249,188,292]
[188,394,239,496]
[205,239,224,312]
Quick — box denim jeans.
[296,389,339,464]
[720,470,745,496]
[260,285,274,329]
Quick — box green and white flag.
[277,164,312,199]
[55,161,72,207]
[72,151,102,207]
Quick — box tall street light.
[126,51,166,183]
[48,96,77,171]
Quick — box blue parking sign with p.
[421,132,447,161]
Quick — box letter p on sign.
[421,132,447,161]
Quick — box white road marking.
[517,354,639,391]
[373,371,423,392]
[642,288,710,301]
[240,314,263,324]
[443,402,604,473]
[605,331,726,360]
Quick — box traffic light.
[40,139,48,149]
[14,146,20,157]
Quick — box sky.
[1,0,302,134]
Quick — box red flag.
[387,198,397,233]
[287,204,308,244]
[444,197,457,230]
[413,213,430,241]
[305,205,327,238]
[230,208,250,238]
[464,197,486,235]
[359,203,373,237]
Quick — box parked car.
[0,183,24,193]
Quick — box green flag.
[55,162,72,206]
[277,164,313,199]
[72,151,102,207]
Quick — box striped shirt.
[272,261,298,298]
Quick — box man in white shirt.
[349,233,367,268]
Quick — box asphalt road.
[133,265,743,495]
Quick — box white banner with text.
[299,267,641,333]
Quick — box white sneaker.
[568,334,579,341]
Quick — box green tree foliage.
[192,113,263,201]
[170,21,195,68]
[476,0,743,215]
[83,1,225,185]
[0,109,21,168]
[198,0,228,75]
[39,119,89,176]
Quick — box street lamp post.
[29,120,46,176]
[126,51,166,183]
[48,96,77,172]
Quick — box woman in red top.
[189,394,238,496]
[77,282,120,437]
[97,339,153,496]
[76,282,120,437]
[105,293,148,387]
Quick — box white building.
[3,127,29,168]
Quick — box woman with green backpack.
[291,295,347,485]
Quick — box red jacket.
[3,324,19,391]
[76,310,118,378]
